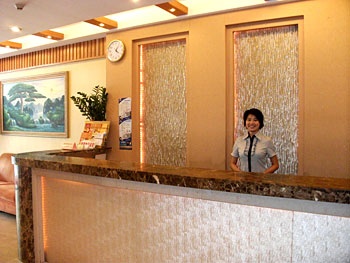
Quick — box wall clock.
[107,40,125,62]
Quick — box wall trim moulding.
[0,38,106,73]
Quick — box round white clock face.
[107,40,125,62]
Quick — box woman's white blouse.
[231,131,277,173]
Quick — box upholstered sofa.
[0,153,16,215]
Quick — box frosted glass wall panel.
[140,40,187,166]
[41,175,349,262]
[42,176,294,262]
[292,212,350,262]
[234,25,299,174]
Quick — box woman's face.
[245,114,260,134]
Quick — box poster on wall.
[119,97,132,150]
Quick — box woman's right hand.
[230,156,240,172]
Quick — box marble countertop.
[13,150,350,204]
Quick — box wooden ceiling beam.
[156,0,188,16]
[84,17,118,30]
[0,40,22,49]
[33,30,64,40]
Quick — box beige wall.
[106,0,349,177]
[0,59,106,154]
[0,0,348,178]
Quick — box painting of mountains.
[1,72,68,137]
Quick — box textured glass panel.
[141,40,187,166]
[234,25,299,174]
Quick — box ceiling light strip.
[84,17,118,29]
[156,1,188,16]
[33,30,64,40]
[0,41,22,49]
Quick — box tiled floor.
[0,212,21,263]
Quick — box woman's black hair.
[243,108,264,129]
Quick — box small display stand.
[79,121,110,149]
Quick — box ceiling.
[0,0,288,58]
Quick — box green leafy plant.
[70,85,108,121]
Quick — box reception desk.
[13,150,350,263]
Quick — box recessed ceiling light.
[14,2,25,10]
[10,26,22,32]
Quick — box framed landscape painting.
[0,72,68,137]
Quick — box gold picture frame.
[0,72,69,137]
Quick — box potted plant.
[70,85,108,121]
